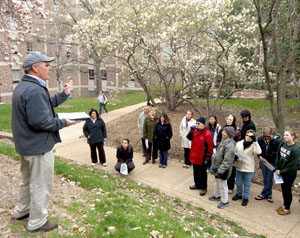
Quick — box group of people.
[178,110,299,214]
[10,51,300,232]
[84,102,300,215]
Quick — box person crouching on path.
[275,130,300,215]
[187,117,213,196]
[209,127,236,209]
[137,106,150,157]
[154,113,173,168]
[179,111,196,168]
[233,129,261,206]
[255,127,281,203]
[115,139,135,174]
[143,107,159,164]
[83,109,107,167]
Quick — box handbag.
[120,163,128,175]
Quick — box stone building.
[0,0,142,104]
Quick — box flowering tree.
[0,0,45,63]
[73,0,260,113]
[253,0,300,135]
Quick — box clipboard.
[260,158,275,171]
[57,112,90,120]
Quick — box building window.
[89,69,95,80]
[101,69,107,81]
[67,69,72,79]
[66,45,71,58]
[27,42,33,53]
[12,69,21,83]
[10,42,18,54]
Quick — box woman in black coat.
[154,113,173,168]
[115,139,135,174]
[83,109,107,167]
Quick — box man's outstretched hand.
[63,77,73,95]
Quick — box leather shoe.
[14,214,29,220]
[189,185,200,190]
[143,160,149,165]
[241,199,248,206]
[152,160,156,164]
[232,194,243,201]
[200,189,207,196]
[29,221,58,232]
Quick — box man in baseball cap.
[11,52,74,232]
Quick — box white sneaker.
[91,163,96,167]
[102,163,107,167]
[228,189,233,194]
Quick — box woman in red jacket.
[187,117,213,196]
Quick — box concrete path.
[54,102,300,238]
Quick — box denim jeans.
[99,103,108,115]
[236,170,254,199]
[259,161,274,198]
[159,150,168,166]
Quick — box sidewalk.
[54,102,300,238]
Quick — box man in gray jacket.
[11,51,73,232]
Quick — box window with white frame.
[89,69,95,80]
[67,69,72,79]
[66,45,71,58]
[27,42,33,53]
[101,69,107,80]
[12,69,21,83]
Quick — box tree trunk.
[94,56,102,93]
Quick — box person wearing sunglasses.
[233,129,261,206]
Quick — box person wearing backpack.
[97,90,108,116]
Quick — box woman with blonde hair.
[275,130,300,215]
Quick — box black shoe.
[152,160,156,164]
[29,221,58,232]
[14,214,30,220]
[143,160,149,165]
[189,185,200,190]
[232,194,243,201]
[200,190,207,196]
[241,199,248,206]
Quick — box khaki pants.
[214,178,228,203]
[13,150,54,230]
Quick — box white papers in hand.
[274,173,284,184]
[57,112,90,120]
[145,139,149,149]
[261,158,275,171]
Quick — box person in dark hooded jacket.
[255,127,281,203]
[154,113,173,168]
[240,110,256,140]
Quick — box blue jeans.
[159,150,168,166]
[259,161,274,198]
[236,170,254,199]
[99,103,108,115]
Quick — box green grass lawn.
[0,142,265,238]
[0,90,147,133]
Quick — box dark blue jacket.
[83,118,107,144]
[12,75,68,155]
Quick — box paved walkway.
[54,102,300,238]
